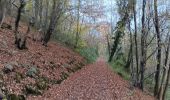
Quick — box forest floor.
[0,20,154,100]
[32,58,154,100]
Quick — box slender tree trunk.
[154,0,162,97]
[39,0,43,29]
[43,20,57,45]
[106,34,111,56]
[0,0,6,27]
[43,0,49,32]
[43,0,60,45]
[140,0,146,90]
[14,0,27,50]
[75,0,80,48]
[163,63,170,100]
[125,19,133,70]
[43,0,56,45]
[125,46,132,69]
[15,2,24,32]
[128,20,135,85]
[159,36,170,100]
[34,0,39,28]
[133,0,139,84]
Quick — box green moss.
[15,72,24,83]
[166,88,170,100]
[60,72,69,80]
[36,79,47,90]
[7,94,25,100]
[25,84,42,95]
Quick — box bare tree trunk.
[125,46,132,69]
[75,0,80,48]
[0,0,6,27]
[159,36,170,100]
[106,34,111,56]
[133,0,139,84]
[39,0,43,29]
[14,0,27,50]
[43,0,60,45]
[163,63,170,100]
[41,0,49,34]
[128,20,135,85]
[125,19,134,73]
[43,0,66,45]
[140,0,146,90]
[154,0,162,97]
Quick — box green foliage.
[52,32,75,47]
[144,77,154,93]
[109,18,126,62]
[166,88,170,100]
[76,47,99,63]
[109,55,130,80]
[52,30,98,63]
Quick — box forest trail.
[35,57,155,100]
[0,19,154,99]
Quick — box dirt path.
[38,58,154,100]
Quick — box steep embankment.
[0,21,86,99]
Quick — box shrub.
[76,47,99,63]
[109,55,130,80]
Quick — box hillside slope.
[0,21,86,99]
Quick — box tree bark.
[14,0,27,50]
[43,0,62,45]
[159,36,170,100]
[75,0,80,48]
[154,0,162,97]
[106,34,111,56]
[140,0,146,90]
[163,63,170,100]
[133,0,139,84]
[0,0,6,27]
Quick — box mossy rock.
[15,72,24,83]
[3,64,14,74]
[66,67,74,73]
[21,64,30,68]
[72,66,82,72]
[7,94,25,100]
[60,72,69,80]
[26,67,39,78]
[25,85,42,95]
[50,79,63,84]
[0,72,4,87]
[39,76,50,83]
[36,79,47,90]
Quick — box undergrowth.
[75,47,99,63]
[109,55,130,80]
[52,33,99,63]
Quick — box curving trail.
[38,58,154,100]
